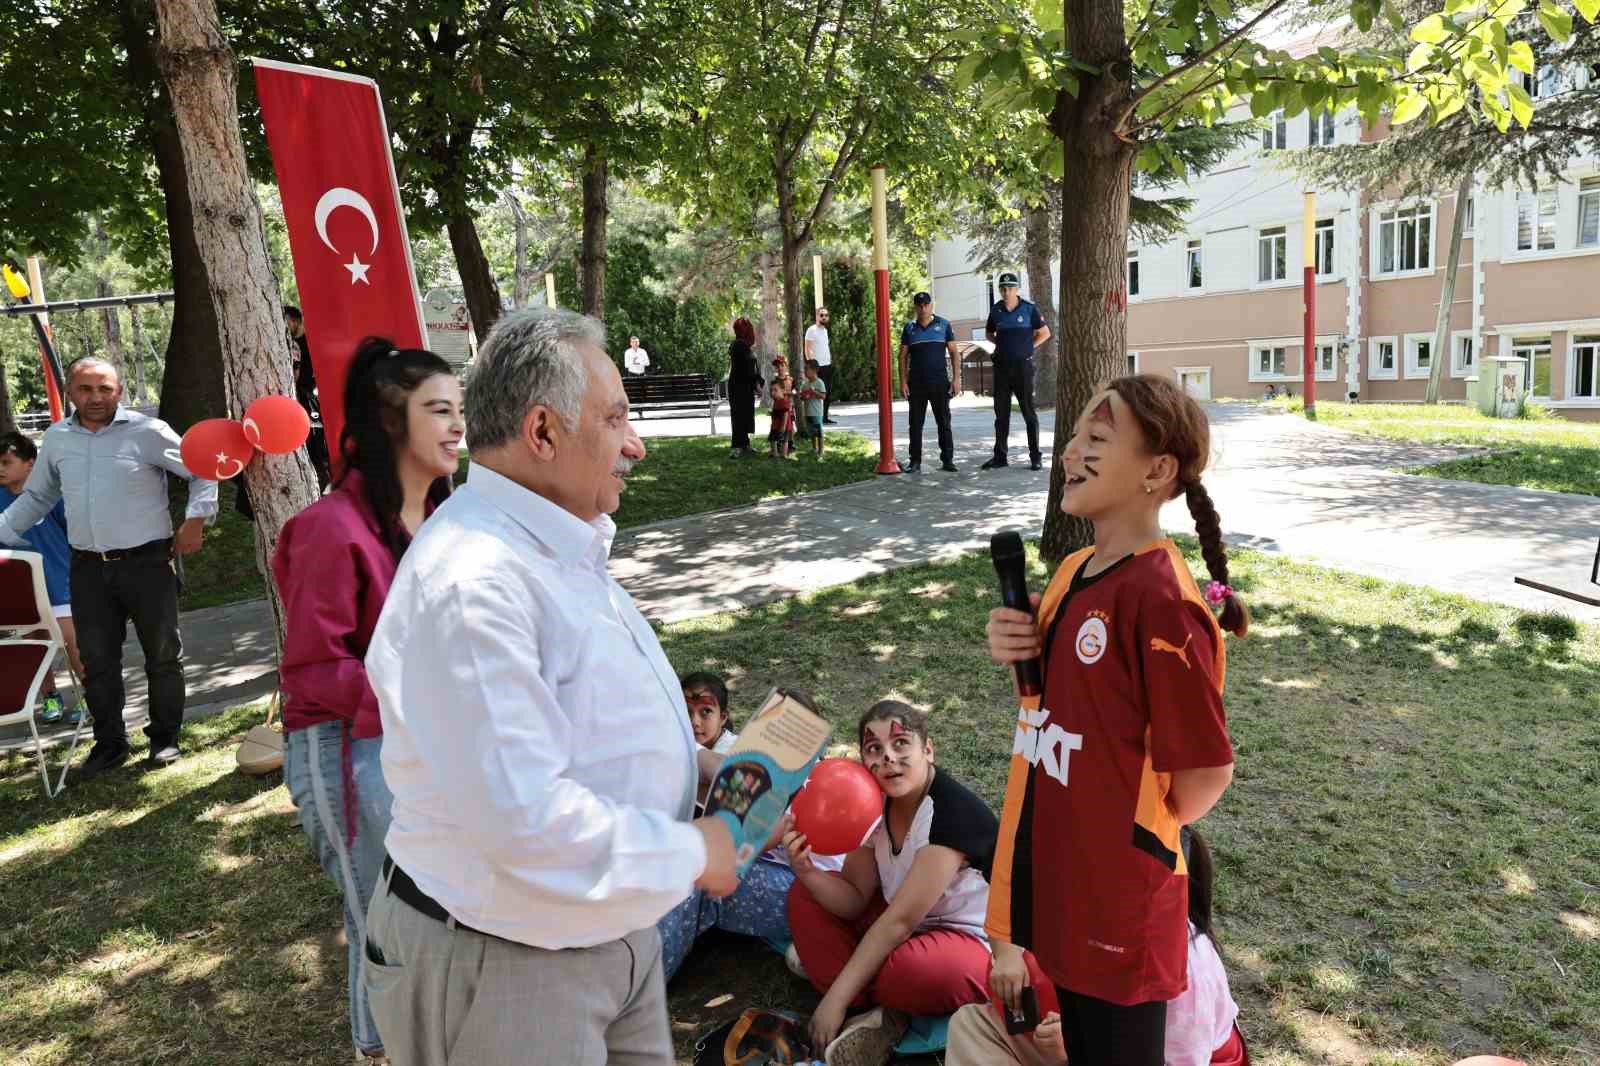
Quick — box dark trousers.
[70,543,186,750]
[1055,986,1167,1066]
[992,357,1041,463]
[908,378,954,465]
[818,364,836,420]
[730,382,756,449]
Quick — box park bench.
[624,373,725,434]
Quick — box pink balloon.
[792,758,882,855]
[178,418,253,481]
[242,395,311,454]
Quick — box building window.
[1127,352,1140,375]
[1517,188,1557,251]
[1261,110,1286,151]
[1377,203,1432,275]
[1579,177,1599,248]
[1464,195,1475,231]
[1186,239,1203,289]
[1572,337,1600,399]
[1452,333,1476,377]
[1370,336,1399,379]
[1314,218,1335,276]
[1127,250,1140,297]
[1258,226,1287,282]
[1308,111,1335,146]
[1405,334,1434,379]
[1254,345,1288,378]
[1514,338,1553,397]
[985,275,997,308]
[1317,343,1337,378]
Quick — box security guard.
[898,291,962,472]
[983,271,1050,470]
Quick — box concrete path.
[10,399,1596,754]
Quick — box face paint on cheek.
[1082,455,1102,477]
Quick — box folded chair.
[0,550,88,797]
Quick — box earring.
[1143,483,1153,494]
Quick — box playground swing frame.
[1513,536,1600,608]
[2,289,174,417]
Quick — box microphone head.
[990,530,1025,563]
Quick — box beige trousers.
[364,876,672,1066]
[944,1002,1059,1066]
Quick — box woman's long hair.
[732,317,756,346]
[337,337,456,559]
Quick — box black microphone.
[990,531,1042,698]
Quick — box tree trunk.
[447,211,502,342]
[1039,0,1136,562]
[128,303,152,405]
[93,219,127,379]
[580,140,608,318]
[1425,175,1472,405]
[780,239,807,371]
[1024,193,1059,407]
[155,0,317,657]
[506,191,531,309]
[120,1,226,433]
[759,249,781,361]
[0,361,15,437]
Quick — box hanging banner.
[253,59,426,464]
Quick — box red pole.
[870,166,900,474]
[25,259,66,421]
[1301,193,1317,421]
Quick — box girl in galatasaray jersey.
[983,374,1246,1066]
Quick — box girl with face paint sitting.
[784,701,1000,1061]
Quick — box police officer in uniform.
[898,291,961,472]
[982,271,1050,471]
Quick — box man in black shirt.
[283,306,331,491]
[982,273,1050,471]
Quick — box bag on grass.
[693,1008,813,1066]
[235,693,284,776]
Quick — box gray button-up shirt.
[0,405,219,553]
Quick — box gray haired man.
[363,308,738,1065]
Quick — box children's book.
[702,689,832,876]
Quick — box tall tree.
[156,0,318,652]
[971,0,1598,559]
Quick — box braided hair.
[1107,374,1249,636]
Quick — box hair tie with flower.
[1204,581,1234,607]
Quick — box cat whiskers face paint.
[1082,454,1102,478]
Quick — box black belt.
[72,538,171,563]
[381,855,498,940]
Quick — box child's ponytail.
[1184,480,1249,637]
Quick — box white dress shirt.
[804,323,832,366]
[367,464,707,949]
[625,347,650,374]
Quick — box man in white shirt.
[363,308,738,1065]
[625,334,650,375]
[803,306,837,423]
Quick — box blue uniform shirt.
[0,487,71,607]
[986,298,1045,363]
[901,314,957,383]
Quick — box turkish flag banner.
[253,59,427,467]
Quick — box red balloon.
[179,418,253,481]
[792,758,882,855]
[242,394,311,454]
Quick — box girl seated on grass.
[945,826,1247,1066]
[784,700,999,1063]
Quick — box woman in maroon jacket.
[271,338,462,1064]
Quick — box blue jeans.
[658,854,795,981]
[285,722,393,1055]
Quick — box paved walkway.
[10,399,1596,753]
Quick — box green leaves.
[1507,40,1536,75]
[1410,14,1451,42]
[1574,0,1600,21]
[1537,0,1574,40]
[1505,81,1535,127]
[1391,92,1430,125]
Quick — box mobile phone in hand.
[1003,986,1040,1035]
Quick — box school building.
[929,67,1600,421]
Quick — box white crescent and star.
[313,187,381,286]
[214,451,246,479]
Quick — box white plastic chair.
[0,550,87,797]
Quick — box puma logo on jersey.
[1149,634,1193,669]
[1013,706,1083,787]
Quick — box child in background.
[683,671,739,754]
[0,432,83,724]
[985,374,1244,1065]
[798,359,827,457]
[785,701,999,1063]
[768,359,796,460]
[945,827,1247,1066]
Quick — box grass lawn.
[1269,399,1600,497]
[3,541,1596,1065]
[173,431,877,611]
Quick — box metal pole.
[25,258,67,421]
[870,166,900,475]
[1301,192,1317,421]
[0,290,176,315]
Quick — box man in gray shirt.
[0,357,217,777]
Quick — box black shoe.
[980,457,1009,470]
[1030,457,1043,470]
[940,461,958,472]
[823,418,839,425]
[77,741,130,780]
[907,460,922,473]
